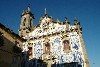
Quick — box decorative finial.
[74,17,80,25]
[65,17,68,22]
[56,19,60,22]
[65,17,70,24]
[22,10,25,15]
[27,4,30,12]
[44,8,47,15]
[74,17,78,21]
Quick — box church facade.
[19,6,90,67]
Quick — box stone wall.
[0,23,23,67]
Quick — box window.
[45,42,50,53]
[30,18,32,27]
[63,40,70,53]
[28,47,32,55]
[23,18,26,26]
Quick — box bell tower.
[19,5,34,38]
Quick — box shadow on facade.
[0,35,82,67]
[0,35,21,67]
[21,52,82,67]
[21,52,47,67]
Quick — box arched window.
[63,40,70,53]
[30,18,32,27]
[23,18,26,26]
[28,47,32,55]
[45,42,50,53]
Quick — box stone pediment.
[28,15,70,39]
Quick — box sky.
[0,0,100,67]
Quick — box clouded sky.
[0,0,100,67]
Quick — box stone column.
[79,30,90,67]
